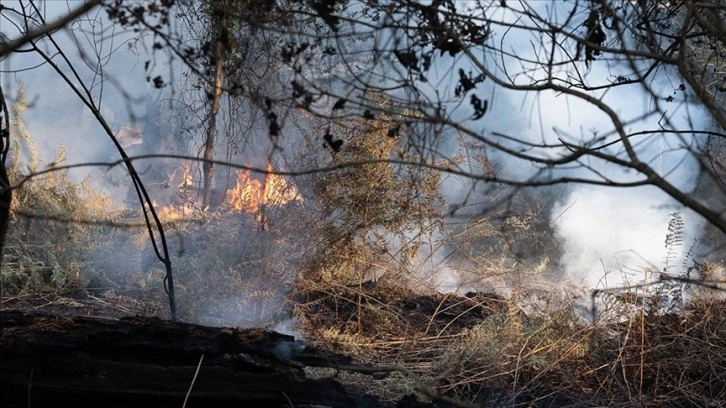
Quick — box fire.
[157,202,195,222]
[145,200,195,223]
[139,161,300,229]
[179,164,193,190]
[226,162,302,214]
[168,163,194,191]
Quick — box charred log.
[0,311,393,407]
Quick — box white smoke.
[551,186,703,288]
[2,1,716,329]
[431,1,712,292]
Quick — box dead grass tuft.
[296,277,726,407]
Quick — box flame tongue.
[227,169,263,213]
[179,164,193,190]
[157,202,194,221]
[261,161,272,208]
[226,161,301,214]
[148,161,300,224]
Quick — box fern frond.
[663,212,684,273]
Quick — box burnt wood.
[0,311,383,408]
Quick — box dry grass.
[294,276,725,407]
[2,84,724,407]
[3,163,724,407]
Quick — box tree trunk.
[201,43,224,209]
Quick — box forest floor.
[0,286,493,408]
[1,279,724,408]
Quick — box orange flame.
[226,162,302,213]
[157,202,195,222]
[179,164,193,190]
[146,200,195,223]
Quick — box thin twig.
[282,391,294,407]
[0,1,102,56]
[182,354,204,408]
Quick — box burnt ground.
[292,280,507,337]
[0,286,494,408]
[5,283,721,407]
[0,307,403,408]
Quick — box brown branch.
[0,0,102,57]
[202,42,224,208]
[0,84,10,299]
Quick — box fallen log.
[0,310,381,407]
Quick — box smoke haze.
[427,1,711,292]
[0,1,718,328]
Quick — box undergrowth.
[294,278,725,407]
[1,85,724,408]
[1,84,125,296]
[293,211,725,406]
